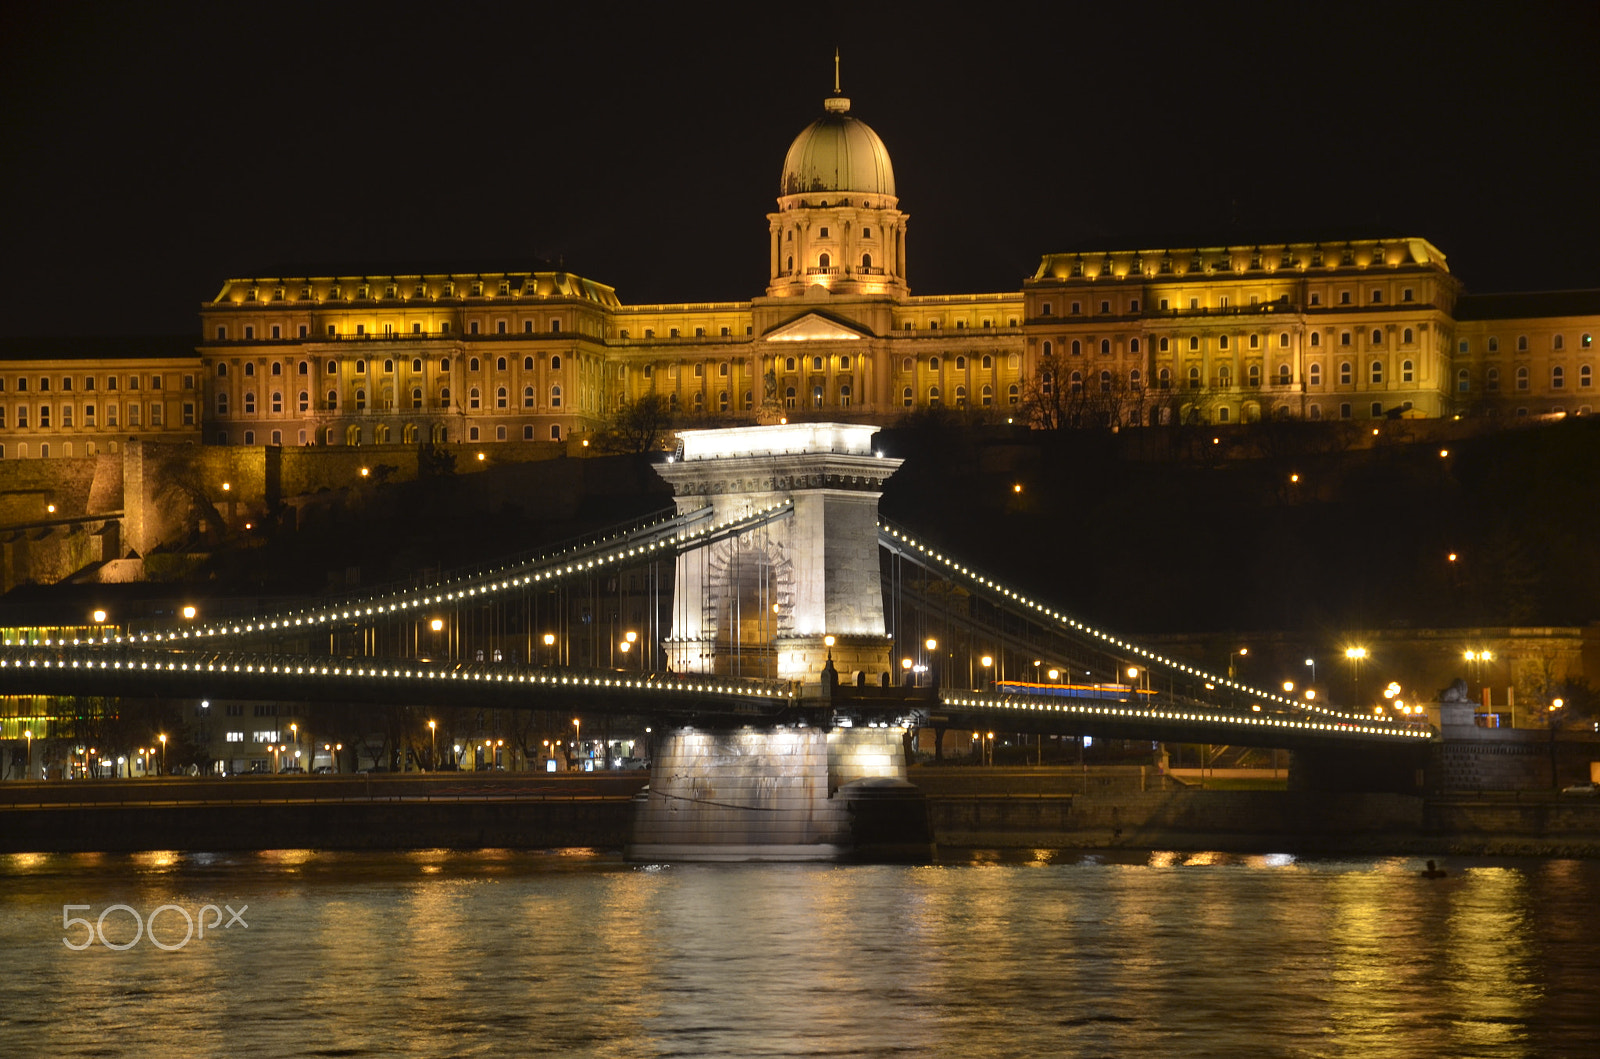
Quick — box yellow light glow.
[91,610,107,623]
[1345,647,1367,660]
[360,467,370,477]
[925,638,937,651]
[182,605,197,619]
[543,633,556,645]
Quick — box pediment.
[761,313,871,343]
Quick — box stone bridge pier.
[628,423,931,862]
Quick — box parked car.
[278,764,305,774]
[1560,782,1597,796]
[312,766,335,775]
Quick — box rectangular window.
[182,402,195,426]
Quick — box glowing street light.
[158,733,167,775]
[573,718,582,769]
[1228,646,1249,681]
[91,609,107,624]
[182,605,198,620]
[428,719,437,770]
[1345,646,1368,704]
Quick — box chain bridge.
[0,423,1432,859]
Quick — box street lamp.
[573,717,582,770]
[1228,646,1249,682]
[427,720,437,770]
[1344,646,1367,704]
[1305,657,1315,684]
[158,733,167,775]
[23,729,32,781]
[543,632,556,666]
[980,655,994,690]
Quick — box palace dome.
[780,95,896,199]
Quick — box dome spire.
[825,48,850,114]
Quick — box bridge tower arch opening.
[704,529,793,679]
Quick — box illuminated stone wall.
[627,726,906,861]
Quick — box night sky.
[2,0,1597,339]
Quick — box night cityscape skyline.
[2,0,1598,339]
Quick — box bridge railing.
[0,641,799,708]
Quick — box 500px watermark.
[62,903,248,951]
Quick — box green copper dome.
[780,95,896,199]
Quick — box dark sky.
[2,0,1597,338]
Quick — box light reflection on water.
[1,849,1597,1058]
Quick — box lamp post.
[1305,657,1315,685]
[1228,646,1249,682]
[427,720,437,771]
[1344,646,1368,706]
[624,630,639,671]
[1464,649,1494,713]
[23,729,31,781]
[924,638,938,689]
[158,733,167,776]
[543,632,556,667]
[980,655,993,691]
[573,717,582,770]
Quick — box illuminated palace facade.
[3,87,1599,462]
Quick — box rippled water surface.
[2,848,1597,1058]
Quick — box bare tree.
[602,394,675,454]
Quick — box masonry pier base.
[626,726,934,863]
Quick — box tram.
[993,680,1157,703]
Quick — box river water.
[1,848,1596,1058]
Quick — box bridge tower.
[654,422,901,683]
[632,422,930,862]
